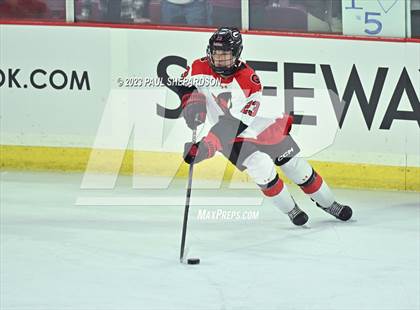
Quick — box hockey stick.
[179,128,197,263]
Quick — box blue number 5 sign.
[364,12,382,35]
[345,0,384,36]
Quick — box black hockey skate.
[317,202,352,221]
[287,205,309,226]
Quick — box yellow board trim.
[1,145,419,191]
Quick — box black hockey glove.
[183,133,221,164]
[181,92,207,130]
[184,142,208,164]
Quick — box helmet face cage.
[207,27,243,76]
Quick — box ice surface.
[1,171,419,310]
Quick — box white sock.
[281,157,335,208]
[309,181,335,208]
[271,185,296,214]
[243,151,296,214]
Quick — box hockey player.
[179,27,352,226]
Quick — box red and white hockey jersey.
[183,57,292,144]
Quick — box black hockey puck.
[187,258,200,265]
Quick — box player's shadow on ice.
[296,218,358,229]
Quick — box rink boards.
[0,24,419,191]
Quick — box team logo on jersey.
[251,74,260,85]
[181,66,190,79]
